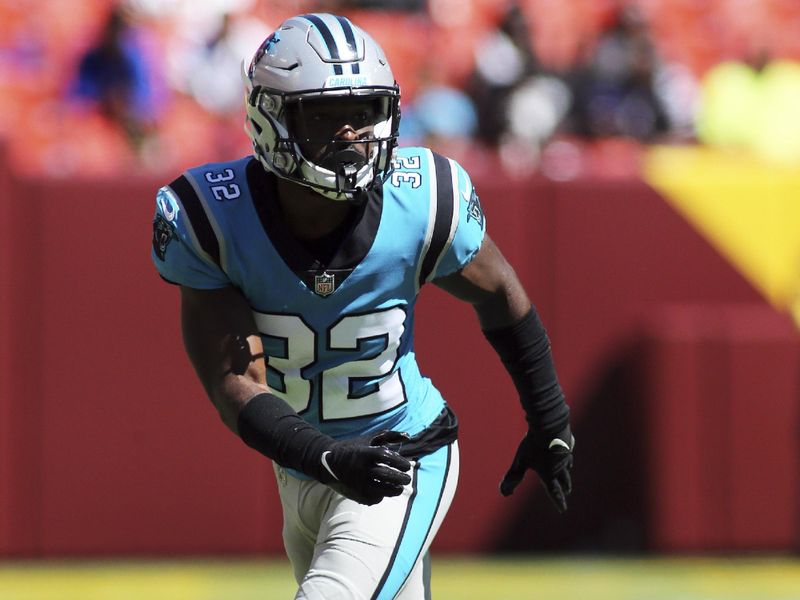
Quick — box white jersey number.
[252,307,406,420]
[251,313,314,413]
[389,155,422,188]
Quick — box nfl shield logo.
[314,272,335,297]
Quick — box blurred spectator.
[399,62,478,156]
[697,48,800,167]
[7,0,796,177]
[177,11,269,159]
[466,1,571,174]
[469,2,557,144]
[69,4,166,154]
[182,12,268,117]
[566,4,673,141]
[335,0,425,9]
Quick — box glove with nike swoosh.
[319,430,413,506]
[500,424,575,513]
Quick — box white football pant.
[274,442,459,599]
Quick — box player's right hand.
[319,430,413,505]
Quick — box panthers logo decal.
[465,187,484,227]
[152,214,176,261]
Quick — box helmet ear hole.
[260,95,277,112]
[243,13,401,201]
[273,154,287,169]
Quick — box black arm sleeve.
[483,307,570,440]
[236,392,335,482]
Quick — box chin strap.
[260,143,375,202]
[324,146,365,192]
[336,162,359,191]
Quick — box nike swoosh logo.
[549,438,571,451]
[321,451,339,481]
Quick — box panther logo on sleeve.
[152,214,176,261]
[465,187,484,227]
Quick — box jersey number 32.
[252,307,406,420]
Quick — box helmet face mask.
[243,14,401,201]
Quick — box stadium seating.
[2,0,800,175]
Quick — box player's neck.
[275,178,357,242]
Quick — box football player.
[151,13,574,599]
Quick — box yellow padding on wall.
[643,146,800,324]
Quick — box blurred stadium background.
[1,0,799,597]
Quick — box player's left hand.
[499,424,575,513]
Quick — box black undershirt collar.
[246,159,383,295]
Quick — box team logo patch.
[248,31,280,76]
[264,31,281,53]
[314,272,335,297]
[152,214,175,261]
[465,187,484,227]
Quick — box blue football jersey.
[152,147,486,449]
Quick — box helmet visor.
[284,95,391,168]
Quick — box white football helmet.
[243,14,401,201]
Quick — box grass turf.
[0,556,798,599]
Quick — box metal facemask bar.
[251,85,400,198]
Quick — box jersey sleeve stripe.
[418,152,457,285]
[414,149,438,292]
[425,157,461,282]
[167,174,221,269]
[184,172,230,275]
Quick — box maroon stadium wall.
[1,155,797,557]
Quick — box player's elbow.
[474,281,531,330]
[207,388,240,434]
[212,374,270,435]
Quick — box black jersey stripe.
[371,463,420,600]
[418,152,454,286]
[167,174,220,267]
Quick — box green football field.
[1,556,798,599]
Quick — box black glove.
[319,430,413,506]
[500,424,575,513]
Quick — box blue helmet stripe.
[302,13,342,74]
[335,15,357,55]
[302,14,339,59]
[335,16,360,74]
